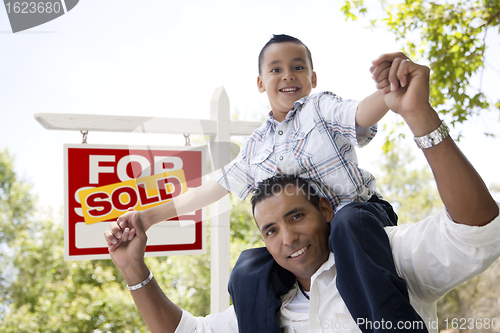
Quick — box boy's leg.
[330,196,428,332]
[228,247,296,333]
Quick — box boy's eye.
[271,68,281,73]
[294,66,304,70]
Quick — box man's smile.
[289,245,310,258]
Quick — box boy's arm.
[355,59,393,128]
[105,179,229,251]
[355,89,389,128]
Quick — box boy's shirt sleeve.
[316,92,377,148]
[214,139,256,201]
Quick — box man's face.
[257,42,317,122]
[254,186,333,289]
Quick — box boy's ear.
[257,76,266,93]
[312,71,317,89]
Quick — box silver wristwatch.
[414,121,450,149]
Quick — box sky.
[1,0,499,213]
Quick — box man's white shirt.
[175,204,500,333]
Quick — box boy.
[107,35,426,332]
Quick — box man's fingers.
[121,227,132,243]
[372,52,409,67]
[388,58,403,91]
[396,59,414,88]
[128,228,136,241]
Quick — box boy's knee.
[331,203,367,230]
[332,201,394,232]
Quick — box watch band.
[127,271,153,291]
[414,121,450,149]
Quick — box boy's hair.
[258,34,314,75]
[251,174,321,217]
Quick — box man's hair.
[258,34,314,75]
[250,174,322,217]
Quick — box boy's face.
[257,42,317,122]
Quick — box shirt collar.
[267,95,310,125]
[311,253,335,284]
[280,253,335,305]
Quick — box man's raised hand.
[105,208,138,252]
[371,52,433,122]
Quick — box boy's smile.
[257,42,317,122]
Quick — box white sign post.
[35,86,261,313]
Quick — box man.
[104,53,500,332]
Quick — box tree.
[437,259,500,333]
[1,148,147,332]
[341,0,500,137]
[375,142,442,224]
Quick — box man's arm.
[372,53,498,226]
[104,219,183,333]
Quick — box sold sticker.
[79,169,187,225]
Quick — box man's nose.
[282,226,298,246]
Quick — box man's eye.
[266,228,276,236]
[271,68,281,73]
[292,214,303,220]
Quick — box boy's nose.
[282,71,295,81]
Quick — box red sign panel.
[64,144,206,260]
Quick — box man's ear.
[319,197,334,223]
[257,76,266,93]
[311,71,317,89]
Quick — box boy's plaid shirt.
[216,91,381,211]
